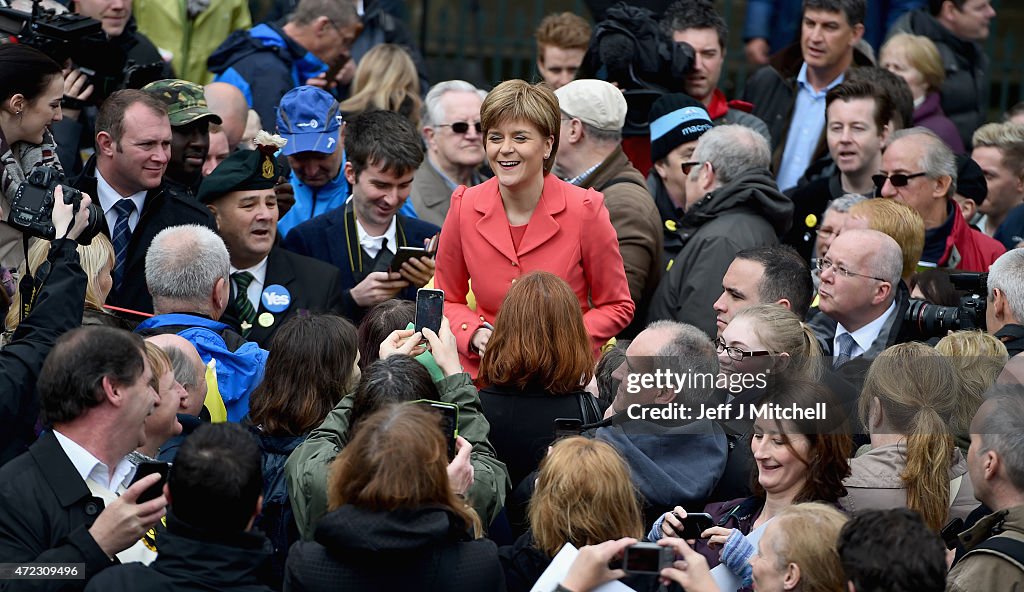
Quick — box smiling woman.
[0,44,73,271]
[434,79,635,376]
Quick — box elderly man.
[147,334,209,462]
[712,245,813,337]
[208,0,361,131]
[646,125,792,339]
[554,79,663,338]
[71,89,217,315]
[811,228,907,362]
[0,327,168,590]
[984,249,1024,357]
[135,225,267,422]
[878,127,1004,271]
[410,80,488,227]
[143,79,224,202]
[205,82,250,150]
[199,135,343,346]
[947,390,1024,591]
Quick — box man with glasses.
[411,81,489,227]
[811,228,908,362]
[208,0,361,133]
[647,125,792,340]
[878,127,1003,271]
[553,79,663,338]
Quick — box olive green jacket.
[285,372,510,541]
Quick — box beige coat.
[841,443,979,522]
[948,504,1024,592]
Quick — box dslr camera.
[903,272,987,339]
[7,166,101,244]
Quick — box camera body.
[7,166,101,244]
[622,542,675,575]
[903,272,988,339]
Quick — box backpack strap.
[967,535,1024,573]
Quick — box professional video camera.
[7,165,102,245]
[0,0,164,104]
[576,2,695,137]
[903,272,987,340]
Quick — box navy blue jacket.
[280,203,440,324]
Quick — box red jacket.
[941,203,1005,271]
[434,175,635,376]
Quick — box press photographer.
[902,272,987,342]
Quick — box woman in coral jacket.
[434,79,634,376]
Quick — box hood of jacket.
[682,168,793,236]
[208,22,304,74]
[314,505,472,555]
[595,419,728,508]
[151,512,273,586]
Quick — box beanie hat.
[955,153,987,205]
[649,93,713,163]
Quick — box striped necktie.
[232,271,256,337]
[110,199,136,291]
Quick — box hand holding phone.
[415,288,444,334]
[129,461,170,504]
[622,542,675,575]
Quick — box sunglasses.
[872,172,927,188]
[681,161,701,175]
[439,121,482,134]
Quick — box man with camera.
[985,249,1024,356]
[71,89,217,315]
[0,326,170,591]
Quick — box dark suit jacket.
[0,431,115,591]
[280,203,440,324]
[220,247,345,348]
[72,157,217,315]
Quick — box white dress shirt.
[52,429,136,493]
[356,217,398,259]
[95,169,147,234]
[231,256,269,310]
[834,299,898,359]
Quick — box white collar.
[356,216,398,256]
[95,168,147,216]
[52,430,136,492]
[836,299,898,354]
[230,255,269,282]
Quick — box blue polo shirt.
[776,64,845,191]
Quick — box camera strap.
[17,234,33,322]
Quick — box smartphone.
[553,418,583,441]
[622,542,675,575]
[129,461,170,504]
[674,512,714,540]
[390,246,433,273]
[941,517,965,550]
[412,399,459,460]
[415,288,445,334]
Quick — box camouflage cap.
[142,79,223,127]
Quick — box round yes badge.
[261,285,291,313]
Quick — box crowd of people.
[0,0,1023,591]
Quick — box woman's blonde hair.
[5,234,115,330]
[339,44,422,128]
[529,437,644,556]
[143,340,172,392]
[480,79,560,175]
[731,304,823,380]
[769,503,848,592]
[880,33,945,94]
[936,330,1008,438]
[859,342,957,531]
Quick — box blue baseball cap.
[276,86,343,156]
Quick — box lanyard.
[343,203,408,274]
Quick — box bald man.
[205,82,249,149]
[147,333,209,462]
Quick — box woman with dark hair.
[478,270,602,490]
[434,79,633,376]
[245,313,359,587]
[355,298,415,371]
[908,268,962,306]
[0,44,74,271]
[650,378,852,590]
[284,404,503,590]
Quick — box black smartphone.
[675,512,714,540]
[413,399,459,460]
[941,517,965,550]
[390,246,434,273]
[415,288,445,334]
[553,418,583,441]
[622,542,674,575]
[129,461,170,504]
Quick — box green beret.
[198,148,283,204]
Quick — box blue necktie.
[111,199,136,291]
[834,332,856,368]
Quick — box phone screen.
[623,543,668,574]
[415,289,444,334]
[130,461,170,503]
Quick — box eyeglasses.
[716,338,772,362]
[816,226,838,239]
[816,258,888,282]
[438,121,482,134]
[681,161,701,175]
[872,172,927,189]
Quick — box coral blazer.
[435,175,635,376]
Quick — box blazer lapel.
[474,184,518,264]
[325,206,350,271]
[517,176,565,257]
